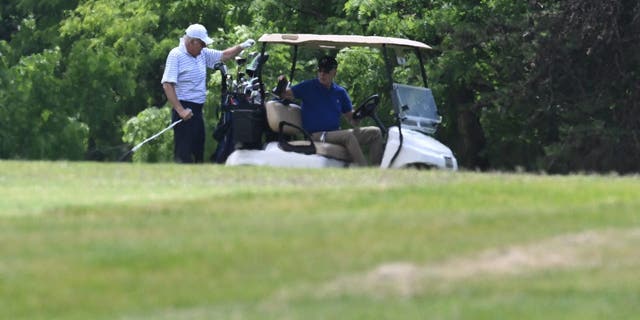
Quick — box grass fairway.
[1,160,639,319]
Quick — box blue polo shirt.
[291,79,352,133]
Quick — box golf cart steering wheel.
[353,94,380,120]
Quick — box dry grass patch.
[314,228,640,298]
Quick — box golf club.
[119,118,183,161]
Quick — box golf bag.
[211,102,234,163]
[211,93,264,163]
[211,53,270,163]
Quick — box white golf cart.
[223,34,457,170]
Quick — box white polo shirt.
[161,37,223,104]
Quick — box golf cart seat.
[265,100,352,162]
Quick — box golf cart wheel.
[404,163,435,170]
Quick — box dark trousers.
[172,101,204,163]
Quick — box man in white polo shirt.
[161,24,254,163]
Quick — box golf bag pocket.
[232,106,264,147]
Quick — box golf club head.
[246,52,269,77]
[235,56,247,65]
[214,62,228,77]
[249,77,260,90]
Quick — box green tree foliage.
[0,47,88,159]
[0,0,79,60]
[55,0,258,160]
[433,0,537,170]
[249,0,354,34]
[122,106,174,163]
[58,0,162,159]
[344,0,640,172]
[524,0,640,173]
[1,0,639,172]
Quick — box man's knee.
[346,132,360,146]
[371,127,382,141]
[358,126,382,142]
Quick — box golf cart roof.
[258,33,432,51]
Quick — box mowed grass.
[1,160,639,319]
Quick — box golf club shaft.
[131,119,183,152]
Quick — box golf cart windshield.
[391,83,442,135]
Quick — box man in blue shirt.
[283,56,383,166]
